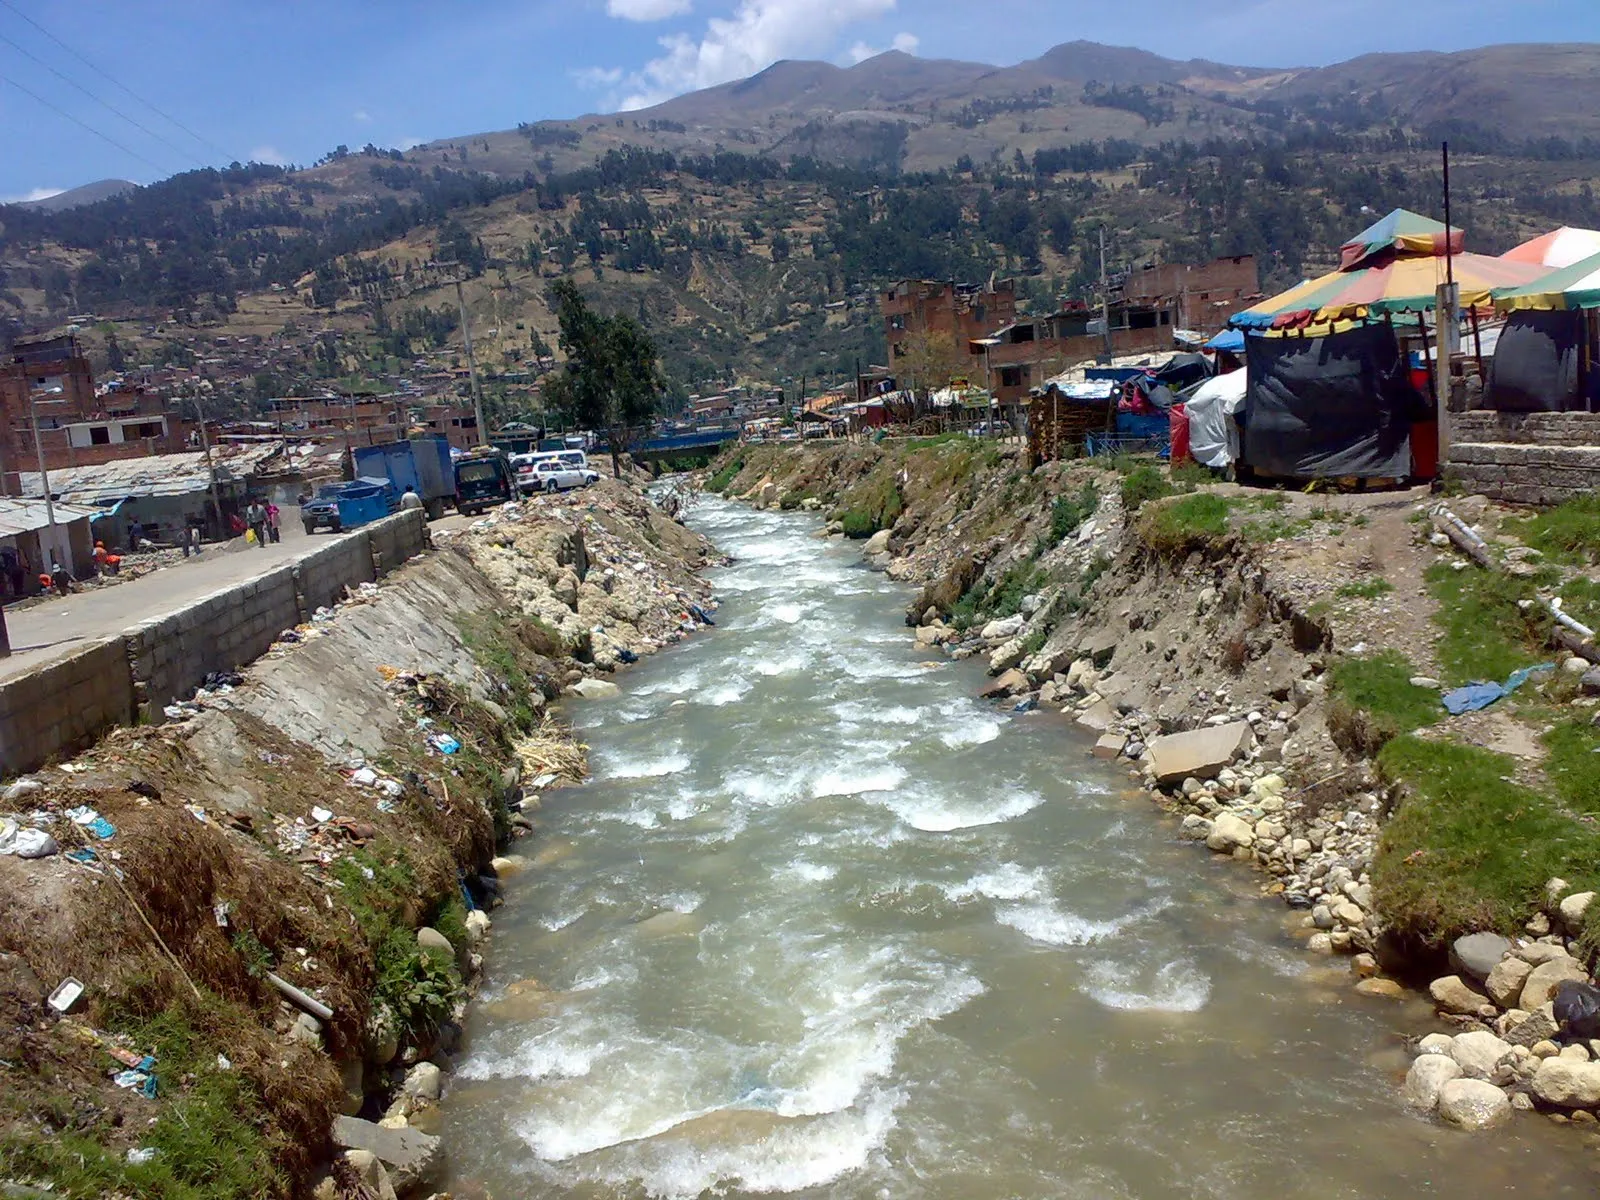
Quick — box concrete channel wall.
[0,510,428,776]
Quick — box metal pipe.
[265,971,334,1022]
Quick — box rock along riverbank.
[702,438,1600,1142]
[0,475,717,1199]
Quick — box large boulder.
[989,638,1026,674]
[1079,627,1119,668]
[1205,812,1255,854]
[1450,933,1512,984]
[1073,700,1117,732]
[1436,1079,1511,1130]
[978,668,1030,699]
[570,678,621,700]
[1429,975,1490,1017]
[1520,958,1590,1011]
[416,927,454,961]
[1485,956,1534,1009]
[1449,1031,1514,1081]
[980,614,1026,642]
[1532,1057,1600,1108]
[862,529,892,557]
[1558,891,1595,930]
[1403,1054,1462,1110]
[332,1116,442,1193]
[1145,723,1255,786]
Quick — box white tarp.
[1184,371,1248,468]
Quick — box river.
[439,497,1596,1199]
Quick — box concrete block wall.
[0,640,135,776]
[126,567,301,722]
[1447,411,1600,505]
[1,509,437,776]
[294,535,375,614]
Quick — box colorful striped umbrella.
[1231,208,1547,332]
[1502,226,1600,269]
[1493,248,1600,312]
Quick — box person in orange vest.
[92,541,109,576]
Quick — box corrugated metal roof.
[17,444,285,506]
[0,497,99,538]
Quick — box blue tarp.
[1206,329,1246,353]
[1441,663,1554,715]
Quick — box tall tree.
[543,279,663,477]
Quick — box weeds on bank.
[1326,650,1440,754]
[1542,719,1600,817]
[1424,561,1550,685]
[1037,482,1099,554]
[1119,464,1176,513]
[455,612,553,731]
[1373,735,1600,943]
[703,456,744,494]
[836,463,903,538]
[1335,578,1395,600]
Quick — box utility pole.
[454,278,488,447]
[192,395,225,535]
[28,390,59,571]
[1435,141,1460,466]
[1099,225,1112,360]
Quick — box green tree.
[105,331,125,371]
[542,279,663,477]
[770,230,792,263]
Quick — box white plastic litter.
[310,806,334,823]
[14,828,58,858]
[351,767,379,787]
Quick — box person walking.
[266,501,281,544]
[245,499,269,548]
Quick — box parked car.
[532,459,600,492]
[301,484,347,534]
[454,448,514,515]
[966,420,1014,438]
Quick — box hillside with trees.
[0,40,1597,408]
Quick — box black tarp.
[1243,323,1429,478]
[1486,310,1582,412]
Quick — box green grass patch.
[703,456,744,494]
[778,487,814,510]
[1374,735,1600,942]
[904,432,964,450]
[1326,651,1440,753]
[1240,512,1313,543]
[1335,577,1395,600]
[1559,577,1600,631]
[455,611,551,730]
[1425,561,1550,685]
[1506,496,1600,565]
[1137,493,1233,557]
[1542,718,1600,817]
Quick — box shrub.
[1046,482,1099,548]
[1335,577,1395,600]
[1119,465,1173,514]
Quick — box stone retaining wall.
[0,510,431,776]
[1447,411,1600,505]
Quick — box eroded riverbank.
[440,498,1598,1199]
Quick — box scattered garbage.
[310,806,334,824]
[12,829,58,858]
[3,778,43,803]
[1441,663,1555,715]
[126,1147,158,1166]
[430,733,462,755]
[350,767,379,787]
[47,977,85,1014]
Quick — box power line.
[0,0,239,163]
[0,28,200,169]
[0,70,165,172]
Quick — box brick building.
[1110,254,1259,334]
[880,278,1018,367]
[248,396,481,451]
[0,334,192,494]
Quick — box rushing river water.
[441,498,1597,1199]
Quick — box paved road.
[0,507,477,680]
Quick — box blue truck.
[349,436,457,520]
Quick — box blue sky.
[0,0,1594,200]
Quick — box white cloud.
[353,109,372,123]
[397,137,425,151]
[606,0,692,18]
[250,145,289,165]
[615,0,897,110]
[573,65,626,89]
[2,186,64,203]
[846,28,917,64]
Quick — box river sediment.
[438,495,1598,1198]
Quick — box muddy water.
[440,498,1596,1199]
